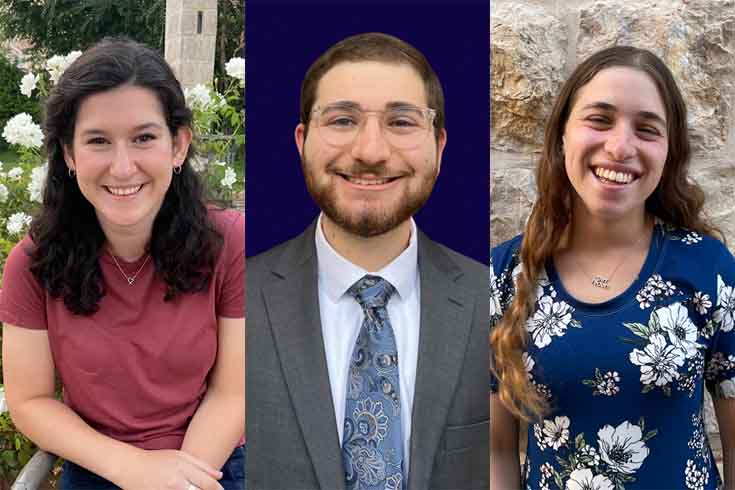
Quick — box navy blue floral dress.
[490,223,735,490]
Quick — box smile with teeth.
[341,175,397,186]
[105,184,143,196]
[593,167,635,185]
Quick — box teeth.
[107,185,142,196]
[347,177,390,186]
[594,168,633,184]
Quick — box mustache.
[325,161,414,178]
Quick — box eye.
[134,133,157,143]
[637,125,662,138]
[86,136,109,145]
[585,115,611,126]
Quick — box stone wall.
[165,0,218,90]
[491,0,735,471]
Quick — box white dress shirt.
[315,213,420,474]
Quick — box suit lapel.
[408,233,477,490]
[263,224,346,490]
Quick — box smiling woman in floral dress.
[490,46,735,489]
[0,39,244,490]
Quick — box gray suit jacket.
[247,223,489,489]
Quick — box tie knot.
[347,275,396,310]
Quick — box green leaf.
[575,433,584,450]
[643,429,658,441]
[641,383,655,394]
[623,322,651,338]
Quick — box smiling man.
[247,33,489,490]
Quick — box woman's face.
[562,67,669,223]
[63,84,191,238]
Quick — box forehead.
[75,85,166,130]
[572,66,666,120]
[315,61,427,108]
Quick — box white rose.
[20,73,38,97]
[220,167,237,189]
[6,212,32,235]
[225,57,245,82]
[27,162,47,203]
[7,167,23,181]
[185,84,213,110]
[2,113,44,149]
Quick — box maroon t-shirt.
[0,209,244,450]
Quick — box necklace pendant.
[127,277,135,285]
[592,275,609,289]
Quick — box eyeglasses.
[311,103,437,150]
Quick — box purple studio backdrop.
[245,0,490,265]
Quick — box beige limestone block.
[491,2,568,153]
[491,164,538,245]
[577,0,735,153]
[692,163,735,250]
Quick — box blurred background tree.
[0,0,243,90]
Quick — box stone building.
[165,0,218,90]
[491,0,735,472]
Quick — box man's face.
[295,61,446,238]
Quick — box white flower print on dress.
[636,274,676,309]
[542,416,570,450]
[629,334,685,388]
[692,292,712,315]
[597,421,650,474]
[524,353,535,380]
[583,369,621,397]
[714,274,735,332]
[565,469,614,490]
[653,303,700,358]
[684,459,709,490]
[534,423,548,451]
[681,232,703,245]
[719,377,735,398]
[490,266,502,317]
[527,295,575,348]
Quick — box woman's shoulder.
[491,234,523,273]
[207,207,244,232]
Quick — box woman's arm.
[490,393,522,490]
[2,324,224,490]
[181,316,245,468]
[715,398,735,490]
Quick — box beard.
[301,156,437,238]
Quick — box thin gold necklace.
[108,251,150,285]
[573,220,651,290]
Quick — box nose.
[604,123,636,161]
[349,115,392,164]
[109,144,137,179]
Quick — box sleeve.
[215,210,245,319]
[0,236,48,329]
[489,238,521,394]
[704,243,735,400]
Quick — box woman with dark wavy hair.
[0,39,244,490]
[490,46,735,489]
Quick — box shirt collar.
[315,213,419,303]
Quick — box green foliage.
[0,0,165,55]
[0,54,41,152]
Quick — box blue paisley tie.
[342,275,404,490]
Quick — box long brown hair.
[490,45,721,421]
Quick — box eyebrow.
[323,100,423,111]
[79,122,165,136]
[580,101,666,126]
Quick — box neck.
[321,215,412,272]
[104,227,150,262]
[568,203,650,252]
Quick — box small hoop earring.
[173,165,182,175]
[68,168,75,178]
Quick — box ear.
[294,123,306,158]
[172,127,193,169]
[62,144,76,172]
[435,128,447,176]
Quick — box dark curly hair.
[29,37,223,315]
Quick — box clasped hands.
[118,448,225,490]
